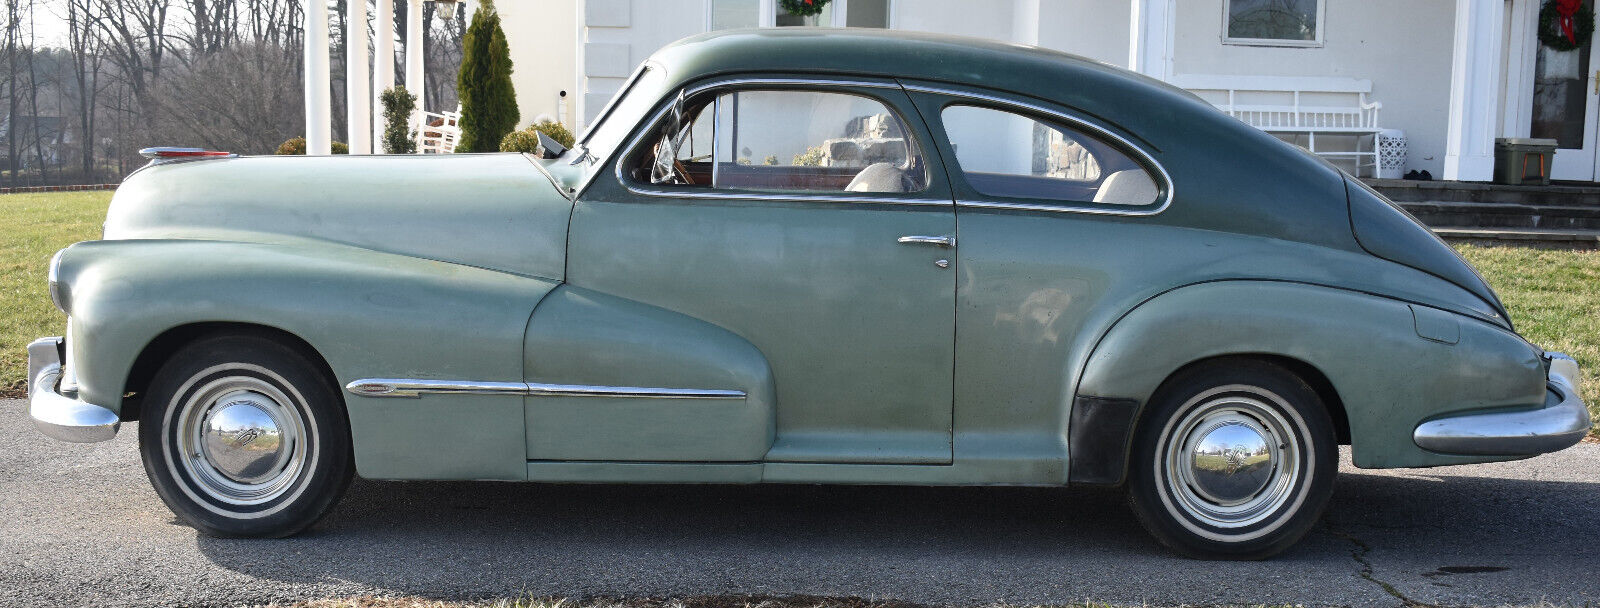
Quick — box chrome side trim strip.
[525,382,746,399]
[900,82,1175,218]
[346,378,746,400]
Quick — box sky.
[19,0,483,51]
[25,0,73,48]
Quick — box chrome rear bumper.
[26,337,119,443]
[1414,352,1590,456]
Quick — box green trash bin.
[1494,138,1557,186]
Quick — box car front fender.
[54,238,558,480]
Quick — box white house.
[309,0,1600,183]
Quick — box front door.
[1536,22,1600,180]
[562,79,957,464]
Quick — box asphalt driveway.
[2,399,1597,608]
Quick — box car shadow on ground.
[187,470,1600,602]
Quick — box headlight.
[47,248,67,313]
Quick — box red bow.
[1558,0,1583,46]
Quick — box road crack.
[1327,523,1440,608]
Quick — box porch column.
[373,0,396,150]
[1012,0,1040,46]
[304,0,332,155]
[346,0,372,154]
[1128,0,1175,81]
[406,0,426,153]
[1443,0,1506,181]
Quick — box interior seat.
[844,162,908,193]
[1092,169,1159,205]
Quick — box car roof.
[648,28,1194,121]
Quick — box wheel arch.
[119,321,337,423]
[1148,353,1351,446]
[1066,279,1477,484]
[1069,351,1350,486]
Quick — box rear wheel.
[138,334,352,537]
[1127,359,1336,559]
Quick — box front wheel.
[139,334,353,537]
[1127,359,1336,559]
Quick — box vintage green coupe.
[27,29,1589,559]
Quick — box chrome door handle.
[897,235,956,248]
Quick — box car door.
[556,77,957,464]
[904,83,1173,481]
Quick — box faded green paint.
[44,29,1576,486]
[107,153,571,280]
[54,239,554,480]
[1076,281,1545,469]
[523,285,776,462]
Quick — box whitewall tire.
[139,334,352,537]
[1127,359,1336,559]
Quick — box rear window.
[940,104,1161,206]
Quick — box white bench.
[1169,74,1384,176]
[416,105,463,154]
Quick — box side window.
[632,89,930,194]
[940,104,1161,206]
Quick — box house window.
[776,0,891,28]
[709,0,760,29]
[1223,0,1325,47]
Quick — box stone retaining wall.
[0,184,119,195]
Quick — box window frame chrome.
[605,76,951,208]
[577,61,657,151]
[902,82,1175,217]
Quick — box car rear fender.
[1070,280,1546,482]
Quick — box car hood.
[105,153,573,280]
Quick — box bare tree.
[66,0,107,177]
[90,0,173,110]
[422,0,463,112]
[180,0,239,56]
[2,0,469,185]
[148,43,303,154]
[3,0,27,185]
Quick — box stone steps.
[1399,200,1600,231]
[1432,227,1600,250]
[1368,178,1600,207]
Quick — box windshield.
[576,62,670,166]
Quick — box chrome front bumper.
[1414,352,1590,456]
[26,337,119,443]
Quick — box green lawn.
[0,191,111,396]
[1456,244,1600,427]
[0,192,1595,436]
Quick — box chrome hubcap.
[199,394,289,484]
[1163,390,1301,528]
[176,376,306,505]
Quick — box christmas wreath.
[779,0,831,18]
[1540,0,1596,51]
